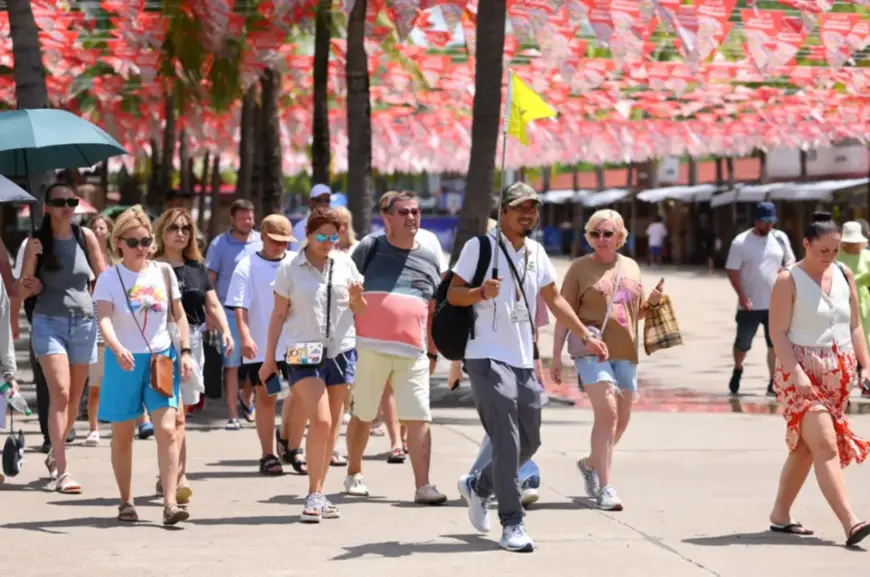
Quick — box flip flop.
[847,521,870,547]
[770,522,814,536]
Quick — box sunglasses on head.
[395,208,420,217]
[589,230,615,239]
[314,233,339,243]
[168,224,192,234]
[121,237,154,249]
[47,198,79,208]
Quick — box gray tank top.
[34,235,93,317]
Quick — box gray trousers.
[466,358,541,527]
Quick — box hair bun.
[811,211,833,224]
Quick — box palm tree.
[6,0,51,224]
[451,0,507,263]
[235,86,257,199]
[261,68,283,215]
[346,0,374,235]
[311,0,332,185]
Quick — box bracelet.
[427,352,438,361]
[180,347,192,355]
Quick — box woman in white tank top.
[769,212,870,547]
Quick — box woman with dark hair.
[768,212,870,546]
[18,183,106,493]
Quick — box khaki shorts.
[88,345,105,385]
[351,349,431,422]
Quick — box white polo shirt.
[452,231,556,369]
[273,249,363,359]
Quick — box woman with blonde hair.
[837,221,870,399]
[151,208,234,504]
[333,206,359,253]
[551,209,663,511]
[84,214,114,446]
[93,205,194,524]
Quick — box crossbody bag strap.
[599,257,622,338]
[116,266,154,355]
[325,258,333,346]
[159,262,177,324]
[498,239,539,358]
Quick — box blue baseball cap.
[754,201,777,223]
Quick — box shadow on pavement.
[43,497,162,508]
[684,531,840,548]
[331,534,496,559]
[0,516,171,534]
[188,515,298,526]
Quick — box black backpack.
[432,234,492,361]
[24,224,87,324]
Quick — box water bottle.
[0,382,32,416]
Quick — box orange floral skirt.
[773,344,870,468]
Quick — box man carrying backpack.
[447,183,603,553]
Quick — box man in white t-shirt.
[725,202,796,396]
[225,214,297,474]
[448,183,598,553]
[645,216,667,266]
[289,184,332,253]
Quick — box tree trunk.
[346,0,374,235]
[726,157,735,187]
[261,68,283,215]
[758,150,769,184]
[97,161,109,210]
[7,0,51,230]
[595,165,605,191]
[541,166,552,191]
[312,0,332,185]
[148,138,161,201]
[251,98,265,217]
[197,152,211,232]
[688,157,698,186]
[179,129,191,198]
[715,157,724,186]
[452,0,507,264]
[208,155,222,239]
[154,93,176,211]
[235,86,257,199]
[799,149,808,180]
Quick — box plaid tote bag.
[643,295,683,355]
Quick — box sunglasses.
[168,224,192,234]
[314,233,339,243]
[47,198,79,208]
[395,208,420,217]
[121,237,154,249]
[589,230,615,239]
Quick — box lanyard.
[511,243,529,303]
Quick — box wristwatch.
[580,334,590,344]
[427,352,438,361]
[180,347,192,356]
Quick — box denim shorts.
[31,313,97,365]
[98,346,179,422]
[222,311,243,368]
[574,356,638,394]
[287,349,357,387]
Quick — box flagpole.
[493,68,513,279]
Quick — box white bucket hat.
[841,221,868,244]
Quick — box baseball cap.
[310,183,332,201]
[260,214,295,243]
[502,182,540,207]
[754,201,777,223]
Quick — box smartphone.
[264,373,283,397]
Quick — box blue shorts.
[98,347,180,422]
[223,311,243,368]
[649,245,663,258]
[574,357,638,394]
[31,313,97,365]
[286,349,357,387]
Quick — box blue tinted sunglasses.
[315,233,339,243]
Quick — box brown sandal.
[163,504,190,526]
[117,502,139,522]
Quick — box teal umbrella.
[0,109,129,176]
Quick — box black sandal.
[770,522,814,535]
[847,521,870,547]
[387,448,406,464]
[259,454,284,476]
[286,448,308,475]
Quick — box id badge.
[285,342,324,366]
[510,302,530,324]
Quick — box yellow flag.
[506,73,558,145]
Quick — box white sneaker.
[520,487,539,508]
[457,474,491,533]
[597,486,624,511]
[499,523,535,552]
[300,493,322,524]
[343,473,369,496]
[342,412,351,425]
[414,484,447,505]
[225,418,241,431]
[577,458,600,498]
[85,431,100,446]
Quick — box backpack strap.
[470,234,491,288]
[361,236,380,275]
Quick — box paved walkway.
[2,407,868,575]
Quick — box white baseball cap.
[310,183,332,200]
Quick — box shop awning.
[709,183,793,208]
[583,188,630,208]
[775,178,870,201]
[539,189,590,204]
[637,184,720,203]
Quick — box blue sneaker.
[137,422,154,440]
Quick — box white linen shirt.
[273,249,363,359]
